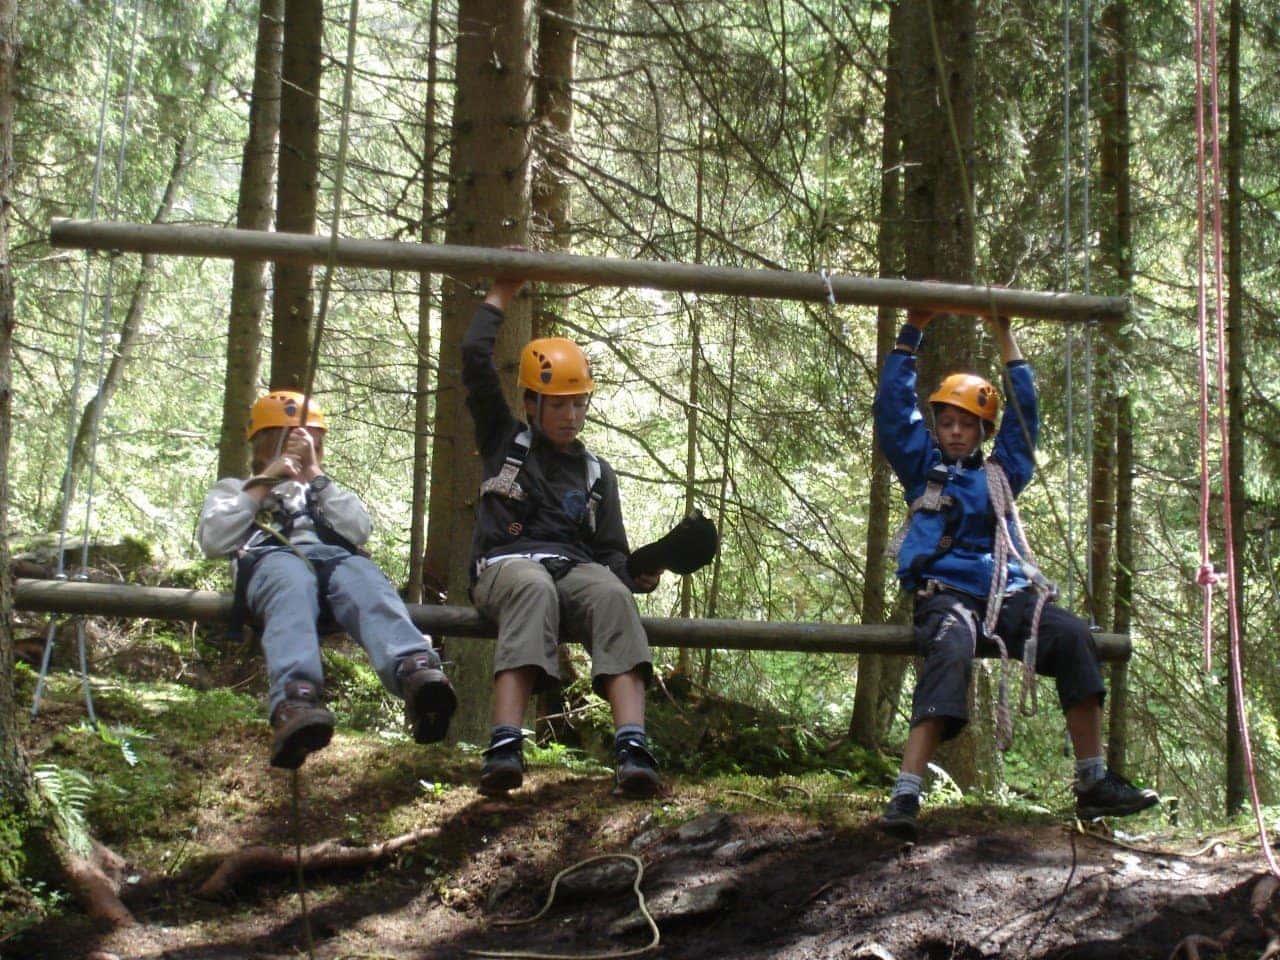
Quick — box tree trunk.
[899,0,984,791]
[427,0,533,745]
[408,0,442,605]
[850,1,904,750]
[51,13,233,528]
[529,0,581,726]
[1098,0,1133,770]
[530,0,576,339]
[1108,394,1132,773]
[270,0,322,390]
[217,0,283,479]
[1224,0,1245,815]
[0,0,24,887]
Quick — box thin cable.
[64,0,146,726]
[1082,0,1096,622]
[1062,0,1075,611]
[33,0,126,718]
[80,0,144,576]
[1193,0,1279,879]
[293,0,361,435]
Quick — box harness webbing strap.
[478,428,605,533]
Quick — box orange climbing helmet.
[929,373,1000,435]
[246,390,327,439]
[518,338,596,396]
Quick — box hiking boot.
[269,681,335,770]
[876,793,920,842]
[1075,770,1160,820]
[479,734,525,795]
[613,735,661,798]
[397,652,457,744]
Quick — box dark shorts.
[910,588,1106,741]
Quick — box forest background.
[5,0,1280,861]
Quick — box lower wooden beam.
[13,578,1131,661]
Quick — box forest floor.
[5,631,1278,960]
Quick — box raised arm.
[989,317,1038,494]
[872,309,936,491]
[461,276,528,454]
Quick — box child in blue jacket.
[872,308,1157,841]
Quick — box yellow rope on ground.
[469,854,659,960]
[1074,820,1227,859]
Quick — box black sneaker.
[479,734,525,795]
[397,652,457,744]
[876,793,920,842]
[269,681,335,770]
[1075,770,1160,820]
[613,735,661,798]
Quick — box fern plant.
[31,764,93,857]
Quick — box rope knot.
[1196,563,1220,587]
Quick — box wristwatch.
[310,475,332,494]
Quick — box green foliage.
[30,764,93,858]
[321,646,398,733]
[8,0,1280,828]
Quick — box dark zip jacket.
[462,303,644,590]
[873,323,1038,597]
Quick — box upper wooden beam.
[13,579,1132,661]
[50,219,1128,323]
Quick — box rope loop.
[818,268,837,306]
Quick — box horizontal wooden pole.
[49,219,1127,323]
[13,579,1131,661]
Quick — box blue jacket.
[873,324,1038,597]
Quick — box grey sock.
[1075,755,1106,786]
[892,772,924,799]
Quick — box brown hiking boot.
[269,681,335,769]
[397,652,457,744]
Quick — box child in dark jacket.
[198,391,456,769]
[872,309,1157,841]
[462,275,662,798]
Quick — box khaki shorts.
[472,558,652,694]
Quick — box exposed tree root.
[196,826,439,900]
[51,831,135,930]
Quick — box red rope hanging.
[1193,0,1279,878]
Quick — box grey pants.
[472,558,652,694]
[245,544,433,716]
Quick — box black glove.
[627,510,719,577]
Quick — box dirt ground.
[8,750,1275,960]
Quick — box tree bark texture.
[217,0,282,479]
[1224,0,1245,815]
[531,0,576,339]
[899,0,985,790]
[851,1,905,749]
[1099,0,1132,768]
[1107,394,1131,773]
[426,0,533,745]
[0,0,23,838]
[270,0,322,390]
[408,0,442,605]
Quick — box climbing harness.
[888,456,1058,750]
[478,427,605,528]
[469,854,660,960]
